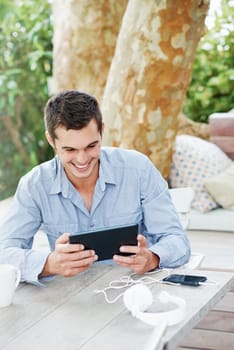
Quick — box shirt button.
[89,223,95,228]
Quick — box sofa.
[169,111,234,233]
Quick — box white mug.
[0,264,21,307]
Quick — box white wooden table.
[0,264,233,350]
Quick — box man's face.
[46,119,103,184]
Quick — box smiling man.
[0,90,190,285]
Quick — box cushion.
[204,162,234,210]
[169,135,232,212]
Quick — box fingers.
[48,233,98,277]
[113,253,146,275]
[62,248,97,262]
[50,248,98,277]
[113,239,146,272]
[118,234,147,255]
[56,233,84,253]
[56,232,69,244]
[137,234,147,248]
[59,254,98,277]
[113,254,136,266]
[113,234,158,274]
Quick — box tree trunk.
[178,113,210,140]
[102,0,210,178]
[2,115,30,166]
[52,0,128,103]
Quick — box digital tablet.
[69,223,138,260]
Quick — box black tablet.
[69,223,138,260]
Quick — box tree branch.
[2,115,30,166]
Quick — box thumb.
[56,233,69,244]
[137,234,147,248]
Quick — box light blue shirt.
[0,147,190,285]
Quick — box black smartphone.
[69,223,138,261]
[162,274,207,286]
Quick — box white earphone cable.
[94,268,171,303]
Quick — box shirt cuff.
[23,249,52,286]
[149,243,190,269]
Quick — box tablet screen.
[69,223,138,260]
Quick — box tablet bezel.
[69,223,138,260]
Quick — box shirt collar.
[99,149,117,191]
[49,156,70,196]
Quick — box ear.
[45,131,55,149]
[101,122,105,137]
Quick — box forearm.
[149,251,160,270]
[149,234,191,268]
[0,247,50,285]
[39,252,58,277]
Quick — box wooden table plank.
[178,329,234,350]
[177,286,234,349]
[161,270,234,350]
[212,291,234,312]
[196,310,234,332]
[1,265,139,350]
[60,270,234,350]
[0,264,114,348]
[0,267,233,350]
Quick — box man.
[0,90,190,285]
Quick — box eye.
[87,142,98,148]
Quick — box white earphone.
[123,284,186,326]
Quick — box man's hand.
[113,234,159,274]
[40,233,98,278]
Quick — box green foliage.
[0,0,53,199]
[1,0,233,199]
[183,0,234,123]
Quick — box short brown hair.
[44,90,103,140]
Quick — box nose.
[76,150,88,165]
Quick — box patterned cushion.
[169,135,232,212]
[204,162,234,210]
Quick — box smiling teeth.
[75,163,88,169]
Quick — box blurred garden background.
[0,0,233,200]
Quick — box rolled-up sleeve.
[0,177,50,285]
[140,161,191,267]
[0,247,50,286]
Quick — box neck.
[75,175,98,192]
[74,174,98,212]
[67,161,99,192]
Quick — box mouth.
[72,161,91,172]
